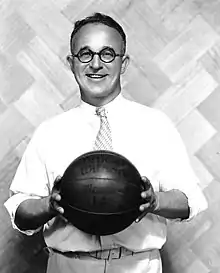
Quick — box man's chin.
[84,87,110,97]
[81,88,119,106]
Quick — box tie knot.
[96,107,107,117]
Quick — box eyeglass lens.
[77,48,116,63]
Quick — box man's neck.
[81,91,121,107]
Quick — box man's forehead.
[74,23,122,50]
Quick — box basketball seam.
[64,203,139,215]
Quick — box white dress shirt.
[4,94,207,255]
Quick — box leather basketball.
[59,150,144,235]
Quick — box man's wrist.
[42,196,57,218]
[152,192,160,213]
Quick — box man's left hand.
[135,176,158,223]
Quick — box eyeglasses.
[72,47,124,63]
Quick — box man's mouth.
[86,74,108,79]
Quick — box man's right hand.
[47,176,64,216]
[15,176,65,231]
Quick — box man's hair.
[70,12,126,55]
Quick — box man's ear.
[66,54,74,72]
[121,54,130,75]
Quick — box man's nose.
[90,54,102,69]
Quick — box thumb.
[141,176,151,191]
[53,175,62,191]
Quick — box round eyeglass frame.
[72,48,124,63]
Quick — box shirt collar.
[78,93,124,114]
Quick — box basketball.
[59,150,145,235]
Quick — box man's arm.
[14,181,64,231]
[15,197,53,231]
[153,190,189,219]
[136,177,190,222]
[136,110,208,222]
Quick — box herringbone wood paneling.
[1,0,220,272]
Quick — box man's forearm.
[15,197,55,231]
[153,190,190,220]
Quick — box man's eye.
[79,51,91,57]
[102,51,114,57]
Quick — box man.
[5,12,208,273]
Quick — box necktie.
[94,107,113,151]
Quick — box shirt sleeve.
[155,111,208,221]
[4,123,51,235]
[4,192,42,235]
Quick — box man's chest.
[44,118,161,191]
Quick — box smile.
[86,74,108,79]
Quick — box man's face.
[69,23,129,106]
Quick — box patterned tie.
[93,107,113,151]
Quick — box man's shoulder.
[122,96,168,120]
[34,106,82,135]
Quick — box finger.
[141,189,153,199]
[141,176,151,184]
[140,203,150,211]
[53,176,62,189]
[55,175,62,183]
[57,206,64,214]
[135,210,147,223]
[141,176,147,182]
[49,193,63,214]
[135,202,151,223]
[51,192,61,202]
[141,176,151,191]
[51,201,64,214]
[139,197,158,214]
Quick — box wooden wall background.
[1,0,220,272]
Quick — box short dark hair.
[70,12,126,55]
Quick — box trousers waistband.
[49,247,134,260]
